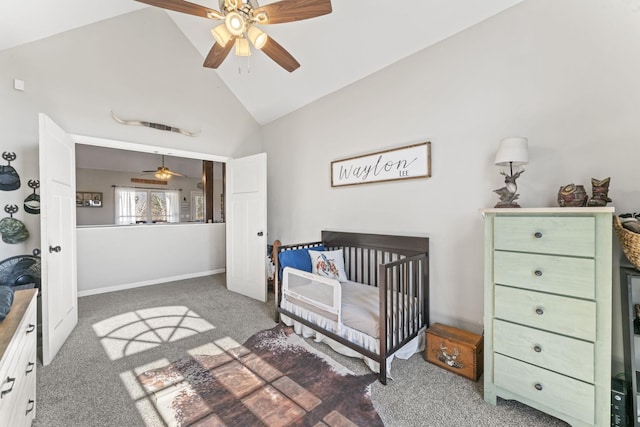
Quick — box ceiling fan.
[135,0,332,72]
[143,155,184,180]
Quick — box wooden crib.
[273,230,429,384]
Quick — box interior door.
[39,113,78,365]
[225,153,267,302]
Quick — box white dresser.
[0,289,38,427]
[482,208,613,426]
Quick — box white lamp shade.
[494,137,529,166]
[247,26,267,49]
[211,25,232,47]
[235,37,251,56]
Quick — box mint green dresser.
[482,208,614,426]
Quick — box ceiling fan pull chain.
[237,56,251,75]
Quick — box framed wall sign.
[331,142,431,187]
[76,191,102,207]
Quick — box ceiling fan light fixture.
[224,0,239,10]
[247,26,267,49]
[253,11,268,24]
[155,170,171,180]
[141,0,334,72]
[211,24,232,46]
[206,10,224,20]
[225,12,246,35]
[235,37,251,56]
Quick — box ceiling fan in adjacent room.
[135,0,332,72]
[143,155,184,180]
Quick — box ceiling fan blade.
[254,0,332,24]
[142,170,159,173]
[168,170,185,177]
[135,0,223,19]
[203,38,236,68]
[261,37,300,72]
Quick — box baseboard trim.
[77,269,226,297]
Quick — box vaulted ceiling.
[0,0,523,124]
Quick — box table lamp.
[493,137,528,208]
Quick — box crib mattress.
[340,281,380,338]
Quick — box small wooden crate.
[425,323,484,381]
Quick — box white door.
[39,113,78,365]
[225,153,267,302]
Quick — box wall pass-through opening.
[75,144,225,226]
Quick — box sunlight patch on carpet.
[92,306,215,361]
[130,325,383,427]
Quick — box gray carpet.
[34,274,567,427]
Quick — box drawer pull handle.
[533,345,542,353]
[534,270,543,277]
[26,324,35,334]
[534,383,543,391]
[26,399,35,414]
[1,376,15,398]
[534,232,543,239]
[535,308,544,315]
[26,361,35,374]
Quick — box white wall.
[76,223,225,296]
[262,0,640,365]
[0,7,260,261]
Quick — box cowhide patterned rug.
[137,324,383,427]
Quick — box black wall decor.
[0,152,20,191]
[0,204,29,244]
[24,180,40,214]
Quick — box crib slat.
[393,264,397,349]
[402,261,407,339]
[379,263,389,379]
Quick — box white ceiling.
[0,0,523,125]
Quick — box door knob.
[257,231,264,236]
[49,245,61,253]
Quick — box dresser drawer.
[7,364,36,427]
[0,348,21,419]
[0,307,36,419]
[0,290,37,425]
[494,251,595,299]
[493,320,594,383]
[494,216,595,257]
[494,354,594,425]
[494,286,596,341]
